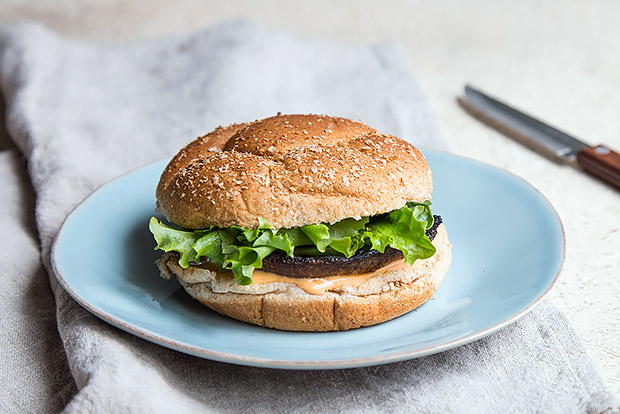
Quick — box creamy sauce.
[194,258,413,295]
[251,259,411,295]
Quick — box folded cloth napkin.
[0,150,76,413]
[0,20,618,413]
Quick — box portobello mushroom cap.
[260,216,443,278]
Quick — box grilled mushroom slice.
[261,215,442,278]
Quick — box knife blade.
[460,85,620,190]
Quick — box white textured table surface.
[1,0,618,395]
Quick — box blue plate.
[51,151,564,369]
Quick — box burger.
[149,114,451,331]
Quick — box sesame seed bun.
[157,225,451,331]
[155,114,433,230]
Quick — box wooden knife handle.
[576,145,620,190]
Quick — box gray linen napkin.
[0,20,618,413]
[0,150,76,413]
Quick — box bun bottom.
[157,225,451,332]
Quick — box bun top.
[156,114,432,229]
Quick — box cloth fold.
[0,150,76,413]
[0,20,617,413]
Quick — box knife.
[460,85,620,190]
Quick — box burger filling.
[149,201,438,286]
[260,215,441,279]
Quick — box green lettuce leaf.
[365,201,436,265]
[192,227,275,285]
[149,201,438,285]
[192,231,225,265]
[222,245,275,285]
[149,217,205,267]
[300,217,368,257]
